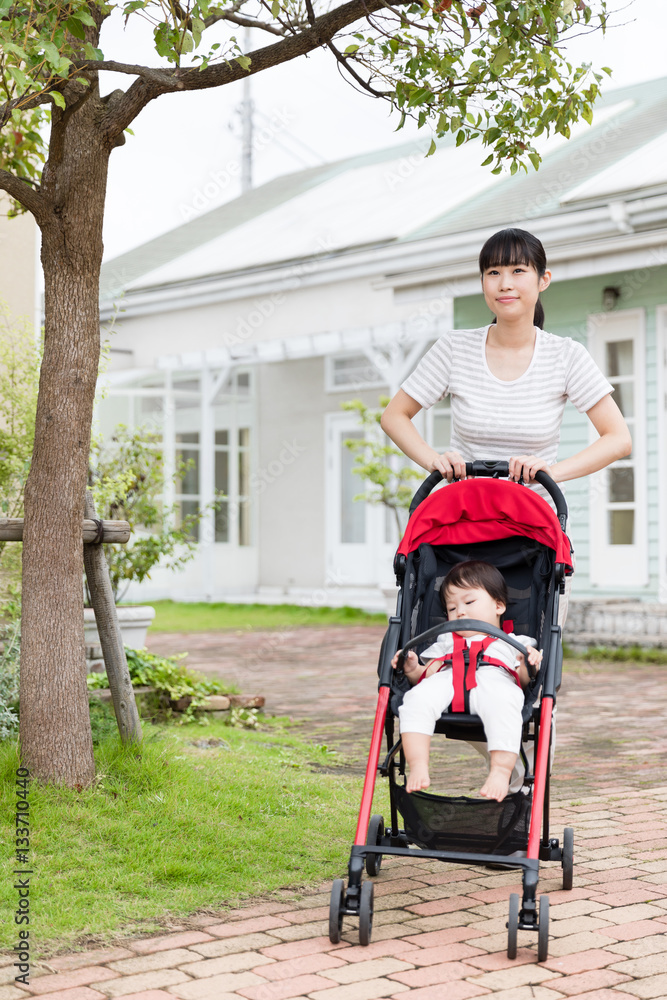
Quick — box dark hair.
[479,228,547,329]
[440,560,508,612]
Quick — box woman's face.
[481,261,551,321]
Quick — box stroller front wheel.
[329,879,345,944]
[358,880,374,946]
[538,895,550,962]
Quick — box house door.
[588,309,648,589]
[325,413,395,588]
[658,307,667,603]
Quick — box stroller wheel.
[365,815,385,877]
[329,879,345,944]
[358,880,374,946]
[562,827,574,890]
[506,892,519,960]
[537,895,550,962]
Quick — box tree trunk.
[19,88,112,786]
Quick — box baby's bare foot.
[480,766,512,802]
[406,764,431,793]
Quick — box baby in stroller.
[393,559,542,801]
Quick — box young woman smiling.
[380,228,632,487]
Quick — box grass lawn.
[0,709,363,957]
[148,600,387,632]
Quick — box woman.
[382,229,632,793]
[380,228,632,487]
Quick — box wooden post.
[83,491,142,745]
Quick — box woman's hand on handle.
[508,454,552,484]
[429,450,467,481]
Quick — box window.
[428,397,452,452]
[96,366,256,551]
[605,340,635,544]
[326,353,386,392]
[213,428,251,545]
[588,310,647,587]
[175,431,200,541]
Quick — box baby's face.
[444,584,505,637]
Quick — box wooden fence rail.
[3,503,141,746]
[0,518,131,543]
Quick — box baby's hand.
[391,649,421,680]
[526,647,543,670]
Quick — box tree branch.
[203,10,289,35]
[102,0,408,138]
[0,169,48,222]
[0,89,56,130]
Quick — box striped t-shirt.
[401,326,613,466]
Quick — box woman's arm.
[509,394,632,484]
[550,394,632,483]
[380,389,467,480]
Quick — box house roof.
[100,75,667,302]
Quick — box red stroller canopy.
[397,478,573,570]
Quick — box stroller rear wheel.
[538,895,550,962]
[365,815,385,876]
[358,880,374,946]
[506,892,519,960]
[562,827,574,890]
[329,879,345,944]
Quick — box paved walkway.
[4,627,667,1000]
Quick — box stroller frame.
[330,462,574,962]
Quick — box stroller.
[329,461,575,962]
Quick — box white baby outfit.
[398,631,536,754]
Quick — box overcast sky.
[100,0,667,261]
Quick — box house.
[98,75,667,622]
[0,196,38,329]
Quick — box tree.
[342,398,422,539]
[0,0,609,785]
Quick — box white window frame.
[325,352,387,393]
[426,396,452,453]
[657,306,667,603]
[588,308,648,588]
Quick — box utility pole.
[240,27,253,193]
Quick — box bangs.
[479,228,546,274]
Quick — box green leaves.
[0,0,610,190]
[383,0,608,175]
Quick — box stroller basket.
[394,787,531,855]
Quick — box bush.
[0,304,41,619]
[0,622,20,739]
[87,646,237,722]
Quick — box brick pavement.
[8,627,667,1000]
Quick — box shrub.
[0,621,20,738]
[87,646,237,722]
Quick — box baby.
[392,560,542,802]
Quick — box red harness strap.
[423,633,521,713]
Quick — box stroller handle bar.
[396,619,532,674]
[408,461,569,529]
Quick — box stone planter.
[84,605,156,669]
